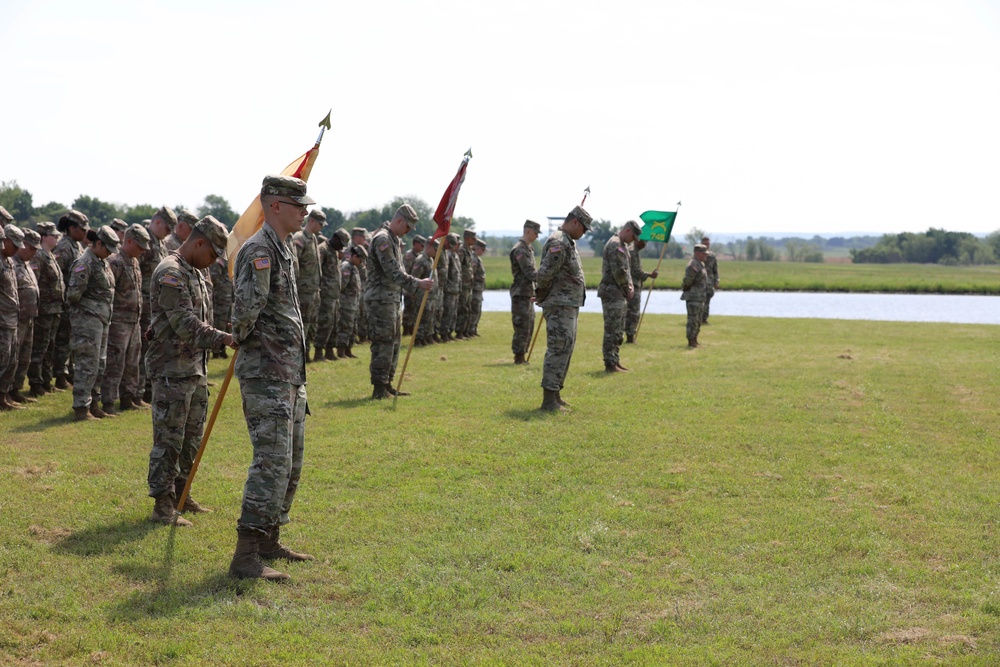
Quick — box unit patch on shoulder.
[617,246,626,254]
[159,274,180,287]
[253,257,270,270]
[549,245,562,253]
[74,264,86,272]
[379,243,389,252]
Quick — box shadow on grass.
[54,517,159,556]
[324,397,374,409]
[504,407,555,421]
[11,413,78,433]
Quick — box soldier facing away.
[701,236,719,324]
[598,220,639,373]
[681,244,710,348]
[102,224,150,414]
[510,220,540,364]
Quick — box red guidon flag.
[432,151,471,240]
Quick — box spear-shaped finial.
[581,185,591,206]
[464,147,473,159]
[315,109,332,144]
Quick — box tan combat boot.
[259,526,315,562]
[150,494,193,526]
[229,528,290,580]
[556,391,572,410]
[73,406,96,421]
[325,345,337,361]
[90,403,115,419]
[10,389,37,404]
[540,389,563,412]
[371,384,391,400]
[514,353,526,364]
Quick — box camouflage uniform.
[702,250,719,323]
[315,241,341,353]
[456,240,475,336]
[52,234,84,383]
[336,258,361,348]
[469,246,486,336]
[625,244,653,338]
[432,243,450,336]
[292,227,322,352]
[681,255,709,343]
[102,247,143,405]
[411,247,439,343]
[401,237,424,334]
[598,233,633,368]
[209,256,234,350]
[364,223,420,387]
[354,238,369,342]
[12,253,39,393]
[66,247,115,410]
[28,244,64,391]
[509,238,537,355]
[0,250,16,397]
[139,231,169,400]
[439,245,461,338]
[232,222,307,533]
[536,230,585,391]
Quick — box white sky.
[2,0,999,237]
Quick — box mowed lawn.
[1,312,998,665]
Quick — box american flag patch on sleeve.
[253,257,270,270]
[160,274,180,287]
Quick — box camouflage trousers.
[13,318,33,391]
[28,313,59,388]
[366,299,402,386]
[138,307,151,397]
[315,297,339,349]
[703,290,714,323]
[70,312,109,410]
[430,290,444,335]
[686,301,705,341]
[601,298,627,366]
[237,379,307,532]
[439,292,459,337]
[336,306,358,348]
[456,287,473,335]
[511,296,535,355]
[541,305,578,391]
[53,308,74,380]
[0,326,16,393]
[299,290,320,349]
[102,319,141,404]
[469,291,484,335]
[213,299,232,352]
[402,293,418,332]
[147,375,208,498]
[418,291,439,340]
[625,287,642,337]
[355,297,367,340]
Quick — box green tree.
[122,204,158,226]
[685,226,707,248]
[587,219,614,254]
[72,195,124,227]
[34,201,69,223]
[321,206,346,236]
[198,194,238,229]
[0,180,34,223]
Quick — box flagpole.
[635,201,681,342]
[395,248,443,395]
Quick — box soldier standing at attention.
[209,254,234,360]
[146,216,233,526]
[10,229,40,406]
[336,245,366,359]
[52,210,90,391]
[625,239,657,343]
[0,217,21,411]
[402,234,425,336]
[163,209,196,252]
[27,222,65,397]
[102,224,150,414]
[535,206,591,412]
[66,226,119,421]
[440,232,462,341]
[598,220,639,373]
[292,209,324,361]
[315,228,348,361]
[456,229,476,338]
[701,236,719,324]
[350,227,369,344]
[469,238,487,337]
[411,237,439,347]
[510,220,540,364]
[681,244,710,348]
[138,207,177,405]
[229,175,316,581]
[431,233,450,342]
[365,204,433,399]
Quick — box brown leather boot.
[102,402,118,416]
[55,375,71,390]
[178,495,212,514]
[73,406,96,421]
[605,362,619,372]
[29,385,47,399]
[325,345,337,361]
[229,528,290,580]
[151,493,192,526]
[336,346,347,359]
[514,353,526,364]
[0,394,25,411]
[119,394,137,411]
[556,391,572,409]
[90,403,115,419]
[345,346,358,359]
[371,383,391,400]
[259,526,315,562]
[314,346,325,361]
[626,334,635,344]
[10,389,37,404]
[687,338,699,349]
[615,363,630,372]
[540,389,562,412]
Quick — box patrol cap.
[60,210,91,232]
[110,218,128,233]
[446,232,459,246]
[622,220,641,238]
[308,209,327,222]
[395,204,419,228]
[0,206,12,223]
[350,244,368,259]
[260,174,316,205]
[126,223,151,250]
[693,243,708,253]
[523,219,542,234]
[95,225,120,249]
[3,224,24,248]
[567,205,593,231]
[195,215,229,261]
[22,229,41,249]
[177,209,199,226]
[154,206,178,229]
[333,228,351,245]
[412,234,426,245]
[463,229,477,239]
[426,236,439,247]
[36,221,60,238]
[474,239,486,250]
[351,227,367,238]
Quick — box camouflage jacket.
[536,230,585,308]
[445,249,461,294]
[66,248,115,324]
[292,228,322,299]
[628,243,652,286]
[597,233,633,302]
[162,232,183,253]
[472,253,485,293]
[0,256,17,328]
[680,258,708,302]
[458,244,475,291]
[108,249,142,324]
[704,251,719,288]
[232,223,306,385]
[139,233,167,314]
[31,248,64,315]
[53,235,83,289]
[146,251,226,377]
[14,255,38,320]
[411,251,439,297]
[318,242,341,304]
[403,248,418,275]
[209,257,233,312]
[364,223,420,304]
[339,259,361,308]
[435,247,450,293]
[509,239,537,298]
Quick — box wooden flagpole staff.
[635,201,681,343]
[395,241,445,396]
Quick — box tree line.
[850,229,1000,265]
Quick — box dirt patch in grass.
[28,525,72,544]
[880,627,931,644]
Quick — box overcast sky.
[3,0,998,237]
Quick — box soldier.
[138,207,177,404]
[402,234,425,336]
[146,216,234,526]
[229,175,316,581]
[364,204,432,399]
[411,237,439,346]
[431,232,451,341]
[52,210,90,391]
[439,232,461,341]
[315,228,348,361]
[336,244,366,359]
[625,239,657,343]
[0,221,25,410]
[535,206,591,411]
[701,236,719,324]
[110,218,128,242]
[598,220,640,373]
[209,255,234,359]
[10,229,40,406]
[456,229,476,338]
[102,224,150,414]
[292,209,324,360]
[469,238,487,337]
[27,222,65,397]
[163,209,196,252]
[350,227,369,344]
[681,244,710,348]
[66,226,118,421]
[510,220,540,363]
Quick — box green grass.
[481,256,1000,294]
[2,312,999,665]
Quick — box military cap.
[395,204,419,227]
[446,232,459,246]
[364,231,373,243]
[412,234,426,245]
[260,174,316,205]
[693,243,708,253]
[110,218,128,233]
[523,219,542,234]
[0,206,12,223]
[351,227,367,238]
[61,209,91,231]
[474,238,486,250]
[567,205,593,231]
[195,215,229,261]
[462,228,477,238]
[622,220,642,238]
[350,244,368,259]
[126,223,151,250]
[308,209,327,222]
[95,225,120,249]
[22,229,41,249]
[154,206,178,229]
[36,221,60,238]
[426,237,439,247]
[333,228,351,245]
[177,209,199,226]
[3,224,25,248]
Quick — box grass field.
[480,256,1000,294]
[2,312,999,665]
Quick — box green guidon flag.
[638,210,678,243]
